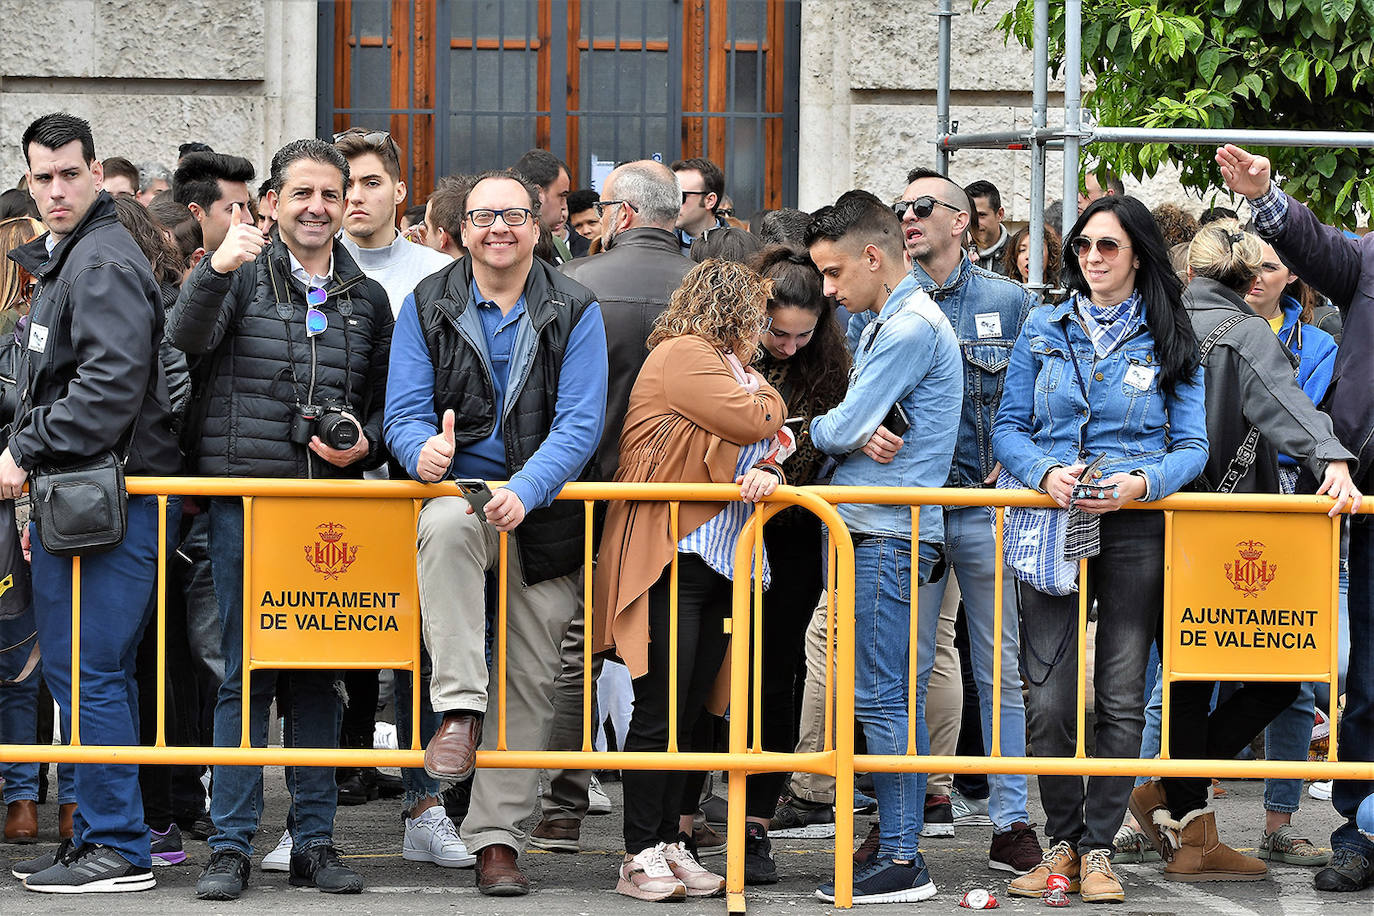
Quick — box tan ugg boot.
[1127,780,1171,859]
[1155,808,1267,882]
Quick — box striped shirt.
[678,438,772,586]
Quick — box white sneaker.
[661,841,725,897]
[1308,780,1333,801]
[617,843,686,902]
[403,805,476,868]
[261,830,292,872]
[588,774,613,816]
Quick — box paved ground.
[0,769,1368,915]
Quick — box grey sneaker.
[24,843,155,894]
[950,788,993,826]
[12,838,77,879]
[289,844,364,894]
[195,848,250,900]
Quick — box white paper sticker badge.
[975,312,1003,339]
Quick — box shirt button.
[1094,372,1105,381]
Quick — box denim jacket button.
[1094,371,1105,381]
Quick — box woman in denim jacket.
[991,195,1208,904]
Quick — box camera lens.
[317,411,359,450]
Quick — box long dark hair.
[749,244,850,410]
[113,196,182,287]
[1064,196,1198,397]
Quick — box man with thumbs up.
[168,139,393,901]
[384,169,607,896]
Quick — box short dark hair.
[178,142,213,160]
[426,174,477,237]
[511,149,566,190]
[567,188,599,218]
[267,139,348,196]
[173,152,256,210]
[401,203,428,227]
[466,168,541,215]
[965,179,1002,212]
[904,167,971,213]
[22,113,96,165]
[0,188,40,221]
[148,196,202,263]
[670,157,725,204]
[689,226,763,264]
[1198,205,1239,226]
[333,127,403,182]
[805,193,904,260]
[102,156,140,189]
[755,208,811,246]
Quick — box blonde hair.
[0,217,42,311]
[648,259,773,359]
[1187,218,1263,295]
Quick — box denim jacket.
[812,274,962,541]
[991,297,1209,500]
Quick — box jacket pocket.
[964,341,1013,407]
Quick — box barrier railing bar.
[824,537,836,753]
[1161,510,1174,760]
[410,499,423,752]
[70,555,81,746]
[991,506,1004,757]
[582,500,595,753]
[906,507,920,755]
[751,506,766,754]
[497,530,508,751]
[726,508,762,908]
[1329,515,1341,763]
[1075,557,1088,759]
[667,501,680,754]
[156,494,168,748]
[239,496,253,749]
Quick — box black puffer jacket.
[7,192,179,475]
[167,234,392,478]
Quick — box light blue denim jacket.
[992,297,1209,500]
[812,274,962,541]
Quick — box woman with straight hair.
[1126,219,1358,882]
[993,195,1209,904]
[594,259,786,902]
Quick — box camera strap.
[265,252,356,408]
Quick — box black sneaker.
[442,775,473,822]
[920,794,954,838]
[24,843,155,894]
[150,823,188,866]
[12,838,78,879]
[744,822,778,885]
[370,768,404,799]
[817,851,937,904]
[289,844,364,894]
[770,793,837,839]
[195,848,251,900]
[1314,848,1374,892]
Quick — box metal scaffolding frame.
[933,0,1374,295]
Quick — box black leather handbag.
[31,450,129,557]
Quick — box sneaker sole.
[152,851,188,866]
[260,859,291,873]
[528,837,581,853]
[1255,848,1330,867]
[1080,887,1126,901]
[770,824,837,839]
[683,881,726,897]
[954,814,994,827]
[26,873,156,894]
[815,881,938,905]
[988,858,1034,875]
[696,844,727,858]
[616,877,687,901]
[288,875,365,893]
[920,824,954,838]
[403,848,477,868]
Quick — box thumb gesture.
[229,202,244,228]
[442,409,456,446]
[210,202,266,274]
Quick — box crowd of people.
[0,111,1370,906]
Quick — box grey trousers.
[540,608,603,822]
[416,496,582,852]
[922,579,963,796]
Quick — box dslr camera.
[290,400,360,450]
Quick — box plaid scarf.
[1074,290,1142,359]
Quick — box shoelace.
[635,843,675,879]
[1037,840,1075,869]
[207,850,244,874]
[1330,848,1369,870]
[664,842,708,873]
[1082,849,1114,876]
[432,814,461,842]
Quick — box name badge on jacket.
[27,323,48,354]
[975,312,1002,339]
[1124,364,1156,391]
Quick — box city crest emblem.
[305,522,360,580]
[1224,539,1276,597]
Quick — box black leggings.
[622,554,733,854]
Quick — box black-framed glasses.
[717,207,735,219]
[681,189,710,205]
[465,207,533,228]
[593,199,640,219]
[1071,236,1131,260]
[891,196,964,220]
[332,128,400,159]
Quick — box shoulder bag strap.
[1198,313,1260,494]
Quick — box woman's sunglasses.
[1071,236,1132,260]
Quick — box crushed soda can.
[958,888,998,909]
[1045,873,1071,893]
[1041,888,1071,907]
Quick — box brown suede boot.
[1127,779,1170,859]
[1157,808,1267,882]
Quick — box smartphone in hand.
[455,479,495,518]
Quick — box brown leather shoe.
[424,712,483,781]
[58,802,76,840]
[4,800,38,843]
[529,816,581,852]
[476,844,530,896]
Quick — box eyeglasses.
[681,189,710,205]
[465,207,533,228]
[1071,236,1132,260]
[716,207,735,219]
[891,196,964,220]
[332,128,400,159]
[593,199,640,219]
[305,287,328,337]
[756,315,774,335]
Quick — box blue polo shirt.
[451,279,525,482]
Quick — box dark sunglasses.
[1071,236,1132,260]
[716,207,735,218]
[332,128,400,158]
[593,199,640,219]
[891,196,964,220]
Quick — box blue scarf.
[1074,290,1142,359]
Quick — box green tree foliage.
[990,0,1374,226]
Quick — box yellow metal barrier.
[0,477,1368,913]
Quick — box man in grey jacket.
[529,160,694,855]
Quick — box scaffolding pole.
[935,0,955,175]
[1026,0,1048,294]
[940,126,1374,153]
[1062,0,1082,240]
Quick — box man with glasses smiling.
[384,169,607,896]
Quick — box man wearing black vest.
[383,169,608,896]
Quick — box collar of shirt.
[469,277,527,324]
[288,248,334,290]
[1072,289,1142,358]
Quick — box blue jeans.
[916,507,1030,831]
[394,650,443,812]
[1313,555,1350,711]
[30,494,168,868]
[207,499,341,857]
[1332,518,1374,856]
[853,535,938,860]
[1264,681,1317,813]
[0,660,75,804]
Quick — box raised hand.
[417,408,456,482]
[210,202,267,274]
[1216,144,1272,200]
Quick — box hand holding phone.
[455,479,494,517]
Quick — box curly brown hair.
[1151,203,1200,248]
[648,259,774,359]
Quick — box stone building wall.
[0,0,315,190]
[798,0,1196,221]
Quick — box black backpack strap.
[1198,313,1260,493]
